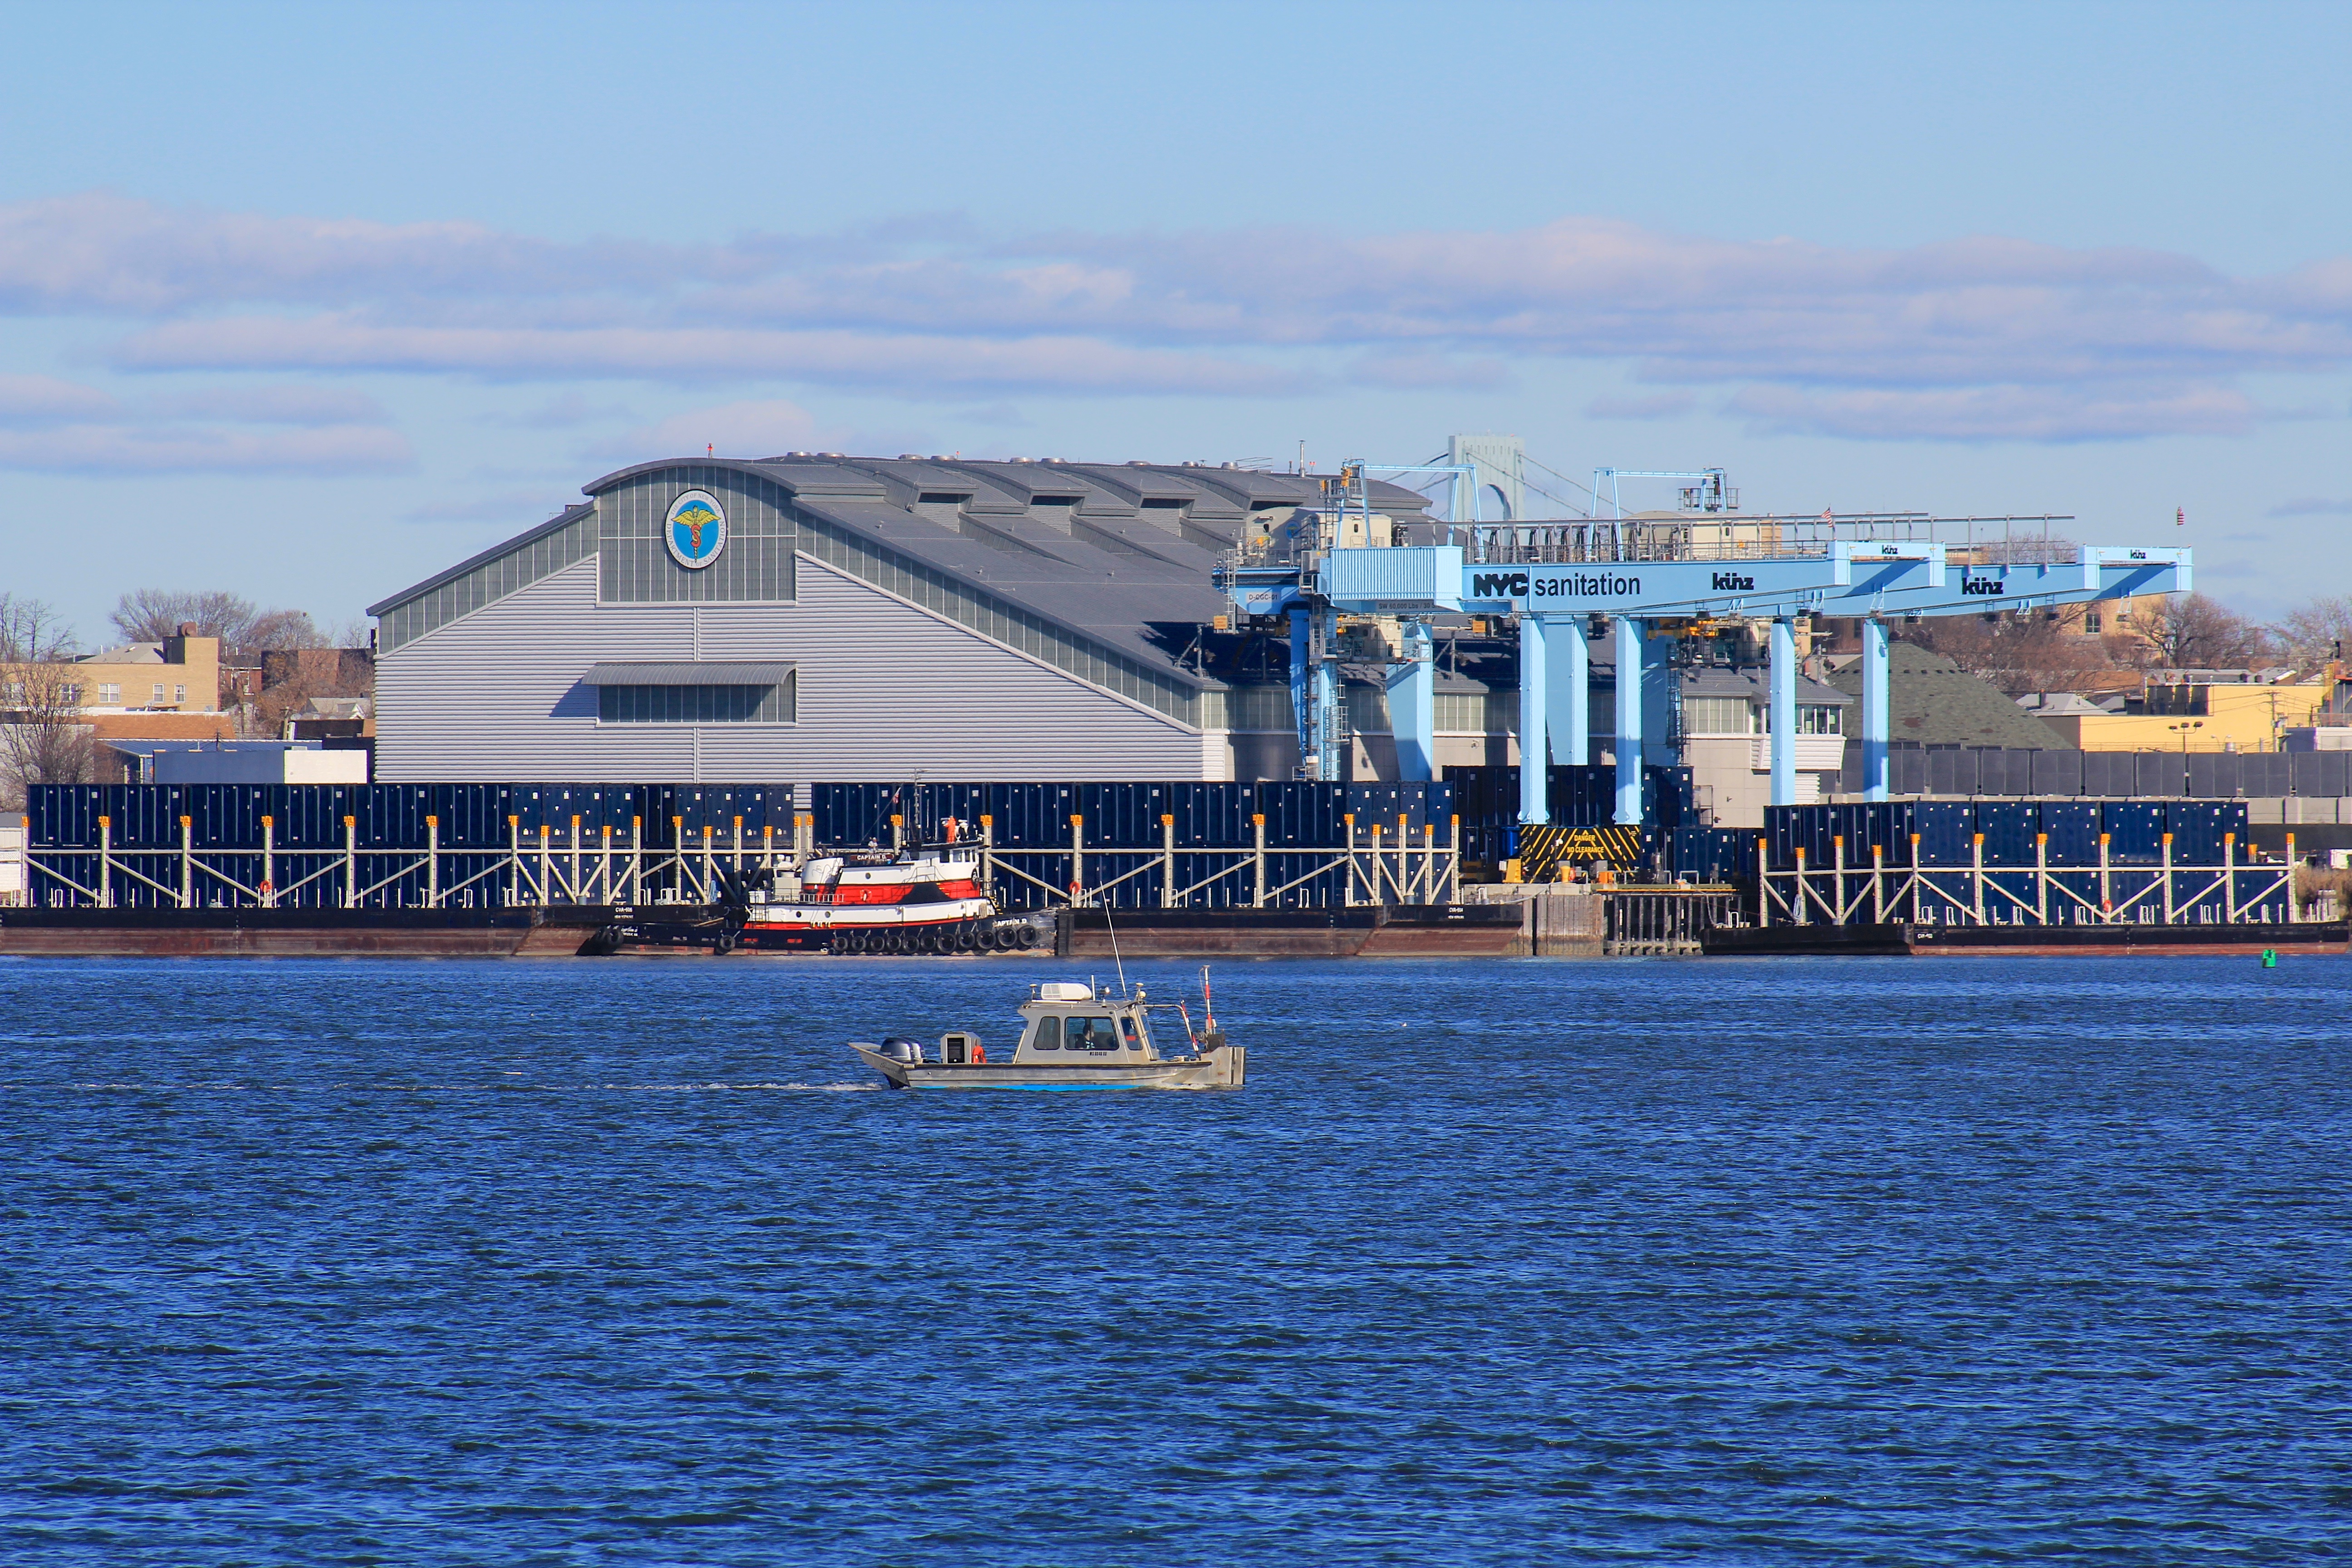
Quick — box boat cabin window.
[1028,1016,1063,1052]
[1064,1016,1120,1052]
[1120,1015,1145,1051]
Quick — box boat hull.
[849,1044,1245,1090]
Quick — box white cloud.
[113,316,1311,396]
[1348,353,1509,390]
[3,192,2348,441]
[1726,384,2259,443]
[0,190,718,314]
[0,371,406,473]
[590,400,938,466]
[495,391,636,428]
[2269,496,2352,517]
[0,422,412,474]
[403,489,581,524]
[1586,390,1696,420]
[146,384,388,425]
[624,400,824,457]
[0,373,121,424]
[0,369,412,472]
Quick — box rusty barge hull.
[0,908,613,958]
[1700,921,2348,958]
[1056,905,1529,959]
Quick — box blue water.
[4,956,2350,1565]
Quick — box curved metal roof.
[372,456,1433,704]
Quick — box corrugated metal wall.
[373,555,1215,782]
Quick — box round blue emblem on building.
[665,489,728,569]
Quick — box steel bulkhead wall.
[429,784,512,850]
[2039,800,2100,864]
[2288,750,2350,797]
[2163,799,2244,866]
[1973,800,2037,867]
[1762,804,1799,872]
[1164,782,1254,848]
[2240,753,2288,799]
[100,785,164,848]
[1826,803,1868,867]
[1911,801,1972,867]
[1972,749,2009,797]
[1924,750,1970,797]
[26,784,98,849]
[2100,800,2166,865]
[641,787,680,848]
[264,785,316,850]
[1258,781,1345,847]
[2030,751,2084,797]
[181,786,268,851]
[808,784,855,846]
[2184,753,2226,800]
[2133,753,2186,799]
[1075,783,1162,849]
[990,784,1074,849]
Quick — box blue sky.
[4,0,2347,639]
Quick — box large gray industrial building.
[370,456,1444,784]
[368,452,1862,816]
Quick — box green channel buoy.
[2262,949,2278,968]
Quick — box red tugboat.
[739,852,1039,953]
[596,850,1047,955]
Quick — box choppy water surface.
[3,955,2350,1565]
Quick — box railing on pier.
[1603,889,1744,955]
[1453,514,2076,567]
[1754,832,2302,929]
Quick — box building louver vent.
[579,662,795,685]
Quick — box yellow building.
[2033,676,2332,752]
[1,627,230,746]
[45,629,220,715]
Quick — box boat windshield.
[1024,1012,1152,1054]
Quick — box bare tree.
[0,594,95,807]
[111,588,258,646]
[244,608,321,651]
[109,589,320,656]
[1899,605,2119,697]
[2275,595,2352,666]
[2131,593,2279,671]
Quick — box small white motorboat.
[849,971,1245,1091]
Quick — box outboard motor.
[880,1037,926,1065]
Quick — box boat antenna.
[1200,964,1215,1034]
[1102,898,1130,999]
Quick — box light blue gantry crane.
[1590,467,1737,517]
[1218,454,2190,824]
[1324,539,2190,823]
